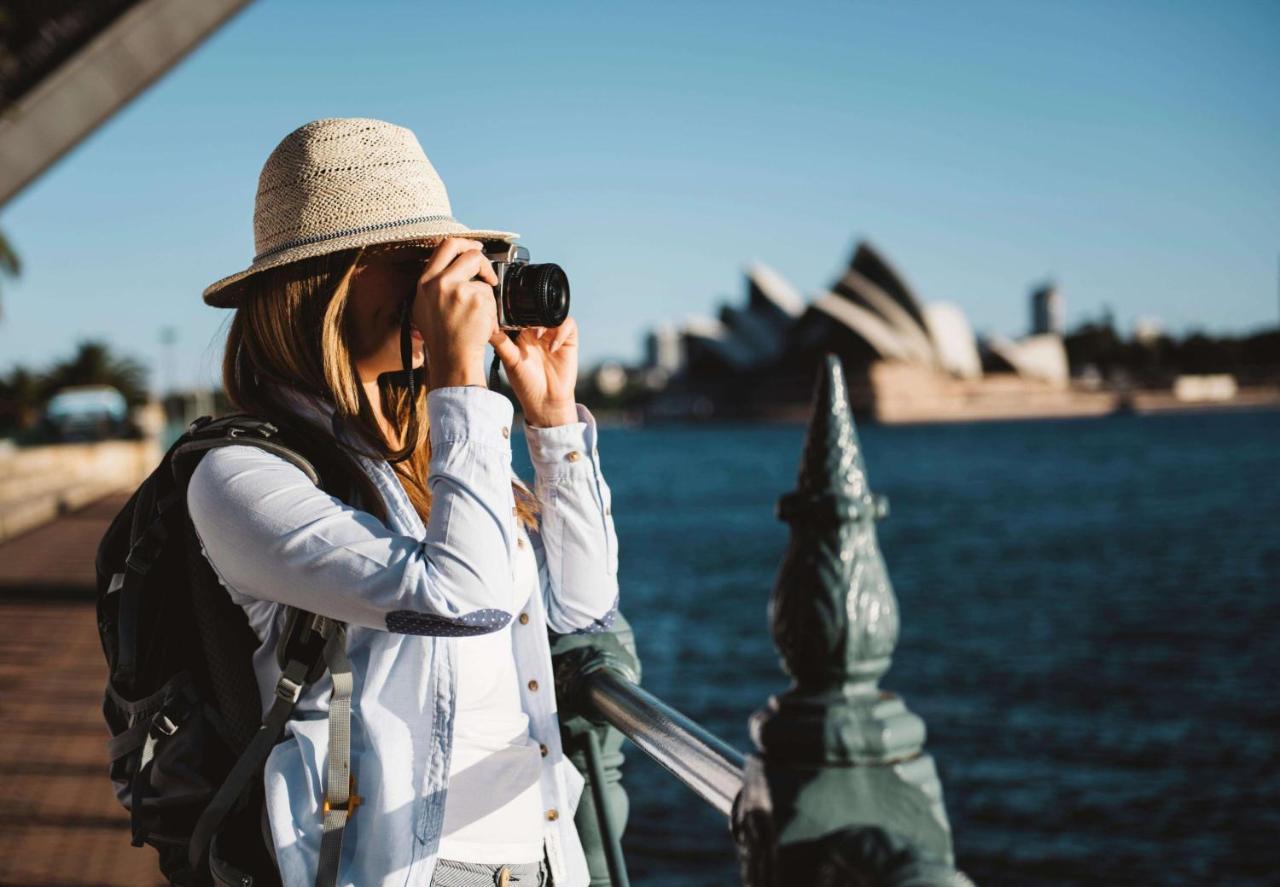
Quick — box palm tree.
[42,341,149,405]
[0,365,42,432]
[0,228,19,321]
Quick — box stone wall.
[0,439,160,542]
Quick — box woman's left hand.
[490,317,579,427]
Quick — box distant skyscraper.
[1031,283,1063,336]
[645,323,685,374]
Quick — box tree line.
[1064,320,1280,386]
[0,341,148,434]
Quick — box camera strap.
[488,330,519,393]
[488,352,502,391]
[380,294,422,463]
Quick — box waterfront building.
[1031,283,1064,336]
[641,241,1099,422]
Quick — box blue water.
[518,408,1280,886]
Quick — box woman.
[188,117,619,887]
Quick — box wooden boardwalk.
[0,495,163,886]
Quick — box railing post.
[733,354,969,886]
[551,615,642,887]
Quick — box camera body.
[483,243,571,330]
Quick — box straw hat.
[203,117,517,307]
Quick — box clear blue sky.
[2,0,1277,391]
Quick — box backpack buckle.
[275,673,304,704]
[151,711,181,737]
[149,691,194,738]
[322,775,362,818]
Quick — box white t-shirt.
[436,525,545,864]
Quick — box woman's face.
[347,251,428,383]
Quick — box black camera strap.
[488,330,520,393]
[380,294,423,464]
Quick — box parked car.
[42,385,133,441]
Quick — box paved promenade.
[0,495,163,886]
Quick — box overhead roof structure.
[0,0,254,206]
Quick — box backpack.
[95,413,385,886]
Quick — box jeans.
[429,854,550,887]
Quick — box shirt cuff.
[524,404,597,474]
[427,386,515,450]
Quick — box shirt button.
[605,506,611,516]
[527,680,539,692]
[517,537,525,548]
[565,451,581,463]
[501,426,510,439]
[539,743,548,757]
[518,612,529,625]
[546,808,559,821]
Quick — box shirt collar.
[264,380,378,457]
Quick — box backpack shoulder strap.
[111,415,325,691]
[188,610,339,877]
[172,413,321,486]
[179,414,361,887]
[175,412,388,525]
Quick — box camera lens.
[503,263,570,328]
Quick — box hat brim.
[203,218,518,308]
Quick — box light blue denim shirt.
[186,384,619,887]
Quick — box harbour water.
[514,408,1280,886]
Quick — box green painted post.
[733,354,971,886]
[550,615,640,887]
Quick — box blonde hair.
[223,247,539,530]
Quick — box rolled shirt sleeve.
[187,386,520,636]
[524,403,620,634]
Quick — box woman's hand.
[491,318,580,427]
[412,238,500,389]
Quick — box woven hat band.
[252,213,459,263]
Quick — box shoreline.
[591,388,1280,429]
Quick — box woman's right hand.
[412,237,500,389]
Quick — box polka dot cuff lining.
[385,608,512,636]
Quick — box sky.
[1,0,1278,392]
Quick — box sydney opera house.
[639,241,1107,423]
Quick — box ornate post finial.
[771,353,896,701]
[734,355,962,886]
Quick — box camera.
[483,243,570,329]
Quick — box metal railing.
[583,668,744,817]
